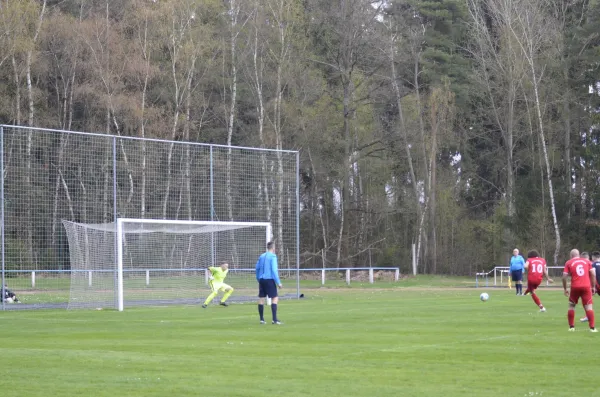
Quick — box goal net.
[63,219,272,310]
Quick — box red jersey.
[527,257,546,283]
[563,257,593,288]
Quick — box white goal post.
[63,218,274,311]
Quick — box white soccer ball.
[480,292,489,302]
[5,297,14,303]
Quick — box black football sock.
[271,304,278,322]
[258,304,264,321]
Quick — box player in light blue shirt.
[255,241,283,324]
[510,248,526,295]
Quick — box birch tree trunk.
[507,0,561,264]
[49,56,75,244]
[183,56,195,221]
[270,0,290,258]
[225,0,241,264]
[51,134,69,246]
[413,55,429,271]
[337,80,352,266]
[388,29,421,265]
[24,0,47,266]
[250,8,272,224]
[531,68,560,264]
[562,65,572,222]
[429,118,437,274]
[139,13,151,220]
[11,55,21,125]
[226,0,239,222]
[162,8,194,219]
[103,111,112,224]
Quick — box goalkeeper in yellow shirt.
[202,262,234,308]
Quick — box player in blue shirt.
[593,252,600,293]
[581,251,600,322]
[255,241,283,325]
[510,248,526,295]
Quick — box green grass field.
[2,283,599,397]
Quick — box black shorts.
[511,269,523,282]
[258,279,278,298]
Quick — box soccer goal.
[63,218,273,311]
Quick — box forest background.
[1,0,599,274]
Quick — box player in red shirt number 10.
[562,249,598,332]
[523,250,553,312]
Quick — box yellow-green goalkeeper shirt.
[208,267,228,283]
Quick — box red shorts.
[570,287,593,306]
[528,280,542,291]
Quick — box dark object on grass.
[1,286,19,303]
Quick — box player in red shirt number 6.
[562,248,598,332]
[523,250,553,312]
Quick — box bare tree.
[20,0,47,265]
[224,0,250,224]
[427,80,455,273]
[225,0,239,225]
[385,23,423,266]
[132,0,155,220]
[383,7,433,271]
[502,0,562,264]
[310,0,385,266]
[247,1,272,224]
[467,0,526,224]
[46,9,83,245]
[264,0,301,259]
[161,1,196,219]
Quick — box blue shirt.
[255,251,280,285]
[510,255,525,272]
[593,262,600,285]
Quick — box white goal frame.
[115,218,272,311]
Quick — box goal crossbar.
[79,219,272,233]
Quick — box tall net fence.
[0,125,299,310]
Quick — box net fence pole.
[266,223,273,306]
[1,126,5,310]
[113,138,121,311]
[116,219,124,311]
[210,146,215,267]
[296,151,300,298]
